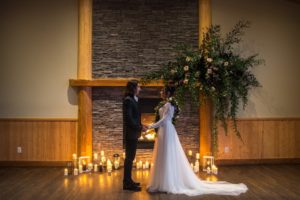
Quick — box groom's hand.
[142,125,148,132]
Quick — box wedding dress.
[147,102,248,196]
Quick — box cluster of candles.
[64,150,218,176]
[135,160,153,170]
[64,151,154,176]
[187,150,218,175]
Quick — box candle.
[107,160,112,173]
[138,161,143,169]
[74,168,79,176]
[122,152,126,159]
[94,164,98,172]
[88,163,93,171]
[188,150,193,157]
[212,165,218,175]
[193,165,199,173]
[79,165,83,173]
[196,153,200,160]
[94,153,98,161]
[142,164,146,170]
[114,160,120,170]
[207,167,211,174]
[190,163,194,168]
[145,161,150,169]
[64,168,68,176]
[101,156,106,163]
[100,150,105,157]
[72,153,77,160]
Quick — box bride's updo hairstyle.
[164,81,176,98]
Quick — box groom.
[123,80,147,191]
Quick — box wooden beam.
[69,78,164,87]
[77,0,93,158]
[199,0,213,157]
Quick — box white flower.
[184,65,189,71]
[207,68,212,74]
[224,61,229,66]
[211,86,215,91]
[183,79,189,84]
[186,56,192,62]
[171,69,177,74]
[207,58,213,63]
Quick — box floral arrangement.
[141,20,263,154]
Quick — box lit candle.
[94,153,98,161]
[100,150,105,157]
[212,165,218,175]
[190,163,194,168]
[94,164,98,172]
[72,153,77,160]
[79,165,83,173]
[88,163,93,171]
[142,164,146,170]
[207,167,211,174]
[107,160,112,173]
[64,168,68,176]
[195,160,200,168]
[114,160,120,170]
[193,165,199,173]
[138,161,143,170]
[101,156,106,163]
[122,152,126,159]
[74,168,79,176]
[188,150,193,157]
[145,161,150,169]
[196,153,200,160]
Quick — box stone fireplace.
[91,0,200,162]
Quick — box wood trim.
[0,161,70,167]
[77,0,93,159]
[199,0,213,157]
[216,158,300,166]
[70,78,164,87]
[0,118,78,122]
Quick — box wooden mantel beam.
[69,78,164,87]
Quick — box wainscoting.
[217,118,300,163]
[0,119,77,164]
[0,118,299,166]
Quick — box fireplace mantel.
[69,78,164,87]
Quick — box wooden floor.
[0,165,300,200]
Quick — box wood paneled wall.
[0,119,77,162]
[217,118,300,161]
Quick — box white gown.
[147,102,248,196]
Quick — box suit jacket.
[123,95,142,140]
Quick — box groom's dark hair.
[124,79,139,97]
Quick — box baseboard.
[216,158,300,165]
[0,161,71,167]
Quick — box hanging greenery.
[141,20,264,155]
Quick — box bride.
[146,85,248,196]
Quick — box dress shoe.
[131,181,140,186]
[123,184,141,191]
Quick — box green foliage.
[141,20,263,155]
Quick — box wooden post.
[77,0,93,158]
[199,0,212,157]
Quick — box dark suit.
[123,95,142,184]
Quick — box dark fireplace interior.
[136,98,161,149]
